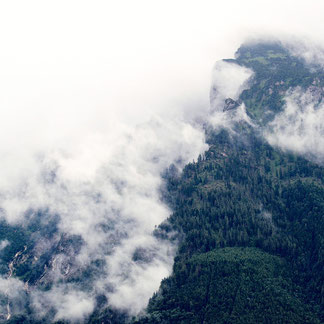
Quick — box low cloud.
[285,39,324,70]
[0,241,9,251]
[208,60,254,131]
[265,87,324,163]
[0,276,27,320]
[32,285,95,322]
[0,114,207,319]
[210,60,253,112]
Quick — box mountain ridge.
[132,41,324,324]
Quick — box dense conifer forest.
[133,43,324,324]
[135,128,324,323]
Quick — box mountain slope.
[134,42,324,323]
[1,41,324,324]
[140,248,317,323]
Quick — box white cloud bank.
[0,115,207,319]
[266,88,324,163]
[209,60,254,130]
[210,60,253,110]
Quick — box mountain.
[0,41,324,323]
[133,42,324,323]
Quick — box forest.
[133,43,324,324]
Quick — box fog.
[0,0,324,321]
[266,88,324,163]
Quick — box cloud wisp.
[209,60,254,131]
[266,87,324,163]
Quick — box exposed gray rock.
[223,98,241,112]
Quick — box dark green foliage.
[233,42,324,123]
[134,43,324,323]
[136,125,324,323]
[0,221,31,275]
[88,305,128,324]
[137,248,319,324]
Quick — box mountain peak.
[229,41,324,124]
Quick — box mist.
[266,87,324,163]
[1,0,324,321]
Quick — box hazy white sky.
[0,0,323,137]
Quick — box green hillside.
[235,42,324,123]
[139,248,318,323]
[134,42,324,324]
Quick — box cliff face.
[223,98,241,112]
